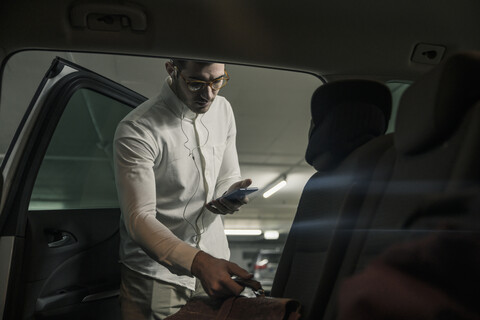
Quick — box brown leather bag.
[165,280,301,320]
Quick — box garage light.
[263,179,287,198]
[264,230,280,240]
[224,229,262,236]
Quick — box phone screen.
[222,187,258,201]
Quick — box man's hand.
[191,251,254,298]
[205,179,252,215]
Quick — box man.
[114,59,254,319]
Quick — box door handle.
[47,231,76,248]
[82,289,120,302]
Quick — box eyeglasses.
[177,69,230,92]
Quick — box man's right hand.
[191,251,254,298]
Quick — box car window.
[2,51,321,274]
[28,88,133,210]
[1,51,413,276]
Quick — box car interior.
[1,1,479,320]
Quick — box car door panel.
[25,209,120,319]
[0,57,145,319]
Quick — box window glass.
[28,89,133,210]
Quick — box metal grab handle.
[48,232,75,248]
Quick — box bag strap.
[215,297,237,320]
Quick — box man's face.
[173,62,226,114]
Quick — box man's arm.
[114,121,200,275]
[115,120,254,297]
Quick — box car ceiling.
[1,0,480,236]
[1,0,480,79]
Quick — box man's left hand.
[205,179,252,215]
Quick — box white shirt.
[114,78,242,290]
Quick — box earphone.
[180,106,211,244]
[180,106,210,158]
[171,62,179,80]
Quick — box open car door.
[0,57,146,319]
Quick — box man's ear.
[165,61,176,79]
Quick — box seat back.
[271,80,392,320]
[324,51,480,319]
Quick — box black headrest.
[305,80,392,171]
[395,51,480,155]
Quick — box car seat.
[271,79,393,320]
[323,51,480,320]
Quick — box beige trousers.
[120,264,207,320]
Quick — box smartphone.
[221,187,258,201]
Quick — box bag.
[165,280,301,320]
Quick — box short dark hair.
[171,58,217,71]
[171,59,188,70]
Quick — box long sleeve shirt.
[113,78,242,290]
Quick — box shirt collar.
[159,77,197,120]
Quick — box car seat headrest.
[395,51,480,155]
[306,80,392,171]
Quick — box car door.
[0,57,146,319]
